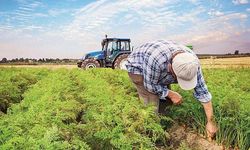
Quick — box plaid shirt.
[126,40,212,103]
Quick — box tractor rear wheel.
[113,54,129,70]
[81,59,100,69]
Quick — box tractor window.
[120,41,129,51]
[107,41,117,56]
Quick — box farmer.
[126,40,217,138]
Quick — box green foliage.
[0,68,249,149]
[71,69,167,149]
[0,68,168,150]
[0,68,49,113]
[0,69,90,149]
[168,68,250,150]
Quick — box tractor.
[77,35,132,70]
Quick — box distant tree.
[1,58,7,63]
[63,59,69,63]
[19,58,24,62]
[234,50,239,55]
[10,58,15,62]
[25,58,29,62]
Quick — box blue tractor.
[77,35,132,70]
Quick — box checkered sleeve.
[143,56,169,99]
[193,67,212,103]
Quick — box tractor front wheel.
[81,59,100,69]
[113,54,129,70]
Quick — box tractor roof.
[103,38,130,42]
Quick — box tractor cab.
[101,38,131,67]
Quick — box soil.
[159,124,224,150]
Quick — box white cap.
[172,53,199,90]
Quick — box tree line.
[0,58,78,64]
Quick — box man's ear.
[168,63,172,72]
[168,63,177,79]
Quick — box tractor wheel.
[81,59,100,69]
[113,54,129,70]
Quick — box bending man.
[126,40,217,138]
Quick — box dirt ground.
[1,57,249,69]
[165,124,223,150]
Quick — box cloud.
[173,12,249,53]
[33,13,48,17]
[62,0,180,42]
[208,9,224,17]
[187,0,198,3]
[37,1,250,54]
[60,1,146,40]
[232,0,249,5]
[8,0,45,27]
[247,8,250,12]
[58,0,248,54]
[186,0,201,5]
[19,6,33,11]
[1,0,250,59]
[48,8,73,17]
[0,25,14,31]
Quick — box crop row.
[0,68,249,149]
[0,68,49,114]
[0,68,168,149]
[95,68,250,149]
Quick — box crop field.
[1,57,250,69]
[200,57,250,68]
[0,67,249,150]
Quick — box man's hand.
[167,90,182,105]
[202,101,218,140]
[206,120,217,140]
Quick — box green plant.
[0,68,49,113]
[0,68,169,150]
[167,68,250,150]
[0,68,249,149]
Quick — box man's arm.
[202,101,214,121]
[202,101,217,139]
[194,67,217,138]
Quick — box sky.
[0,0,250,59]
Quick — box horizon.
[2,52,250,61]
[0,0,250,59]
